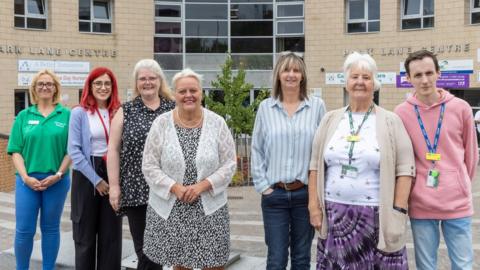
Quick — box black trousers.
[71,157,123,270]
[124,205,163,270]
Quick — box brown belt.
[274,180,305,191]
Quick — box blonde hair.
[132,59,174,100]
[272,51,308,101]
[29,69,62,104]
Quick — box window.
[14,90,30,116]
[472,0,480,24]
[346,0,380,33]
[79,0,112,33]
[401,0,434,30]
[14,0,47,29]
[275,2,304,36]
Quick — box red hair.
[80,67,121,117]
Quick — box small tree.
[205,54,268,138]
[205,54,269,184]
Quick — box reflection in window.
[231,54,273,70]
[154,37,182,53]
[154,54,183,70]
[401,0,434,29]
[231,38,273,53]
[155,4,181,17]
[15,90,31,116]
[79,0,112,33]
[231,21,273,36]
[185,4,228,19]
[186,38,228,53]
[277,4,303,18]
[276,37,304,52]
[186,21,228,36]
[346,0,380,33]
[14,0,47,29]
[231,4,273,20]
[472,0,480,24]
[277,21,303,35]
[155,22,181,34]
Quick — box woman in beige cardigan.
[308,52,415,269]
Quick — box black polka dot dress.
[119,96,175,213]
[143,124,230,268]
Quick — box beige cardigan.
[309,105,415,252]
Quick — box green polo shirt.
[7,104,70,174]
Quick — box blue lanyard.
[413,103,445,156]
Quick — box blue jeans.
[410,217,473,270]
[15,173,70,270]
[261,186,314,270]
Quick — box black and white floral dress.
[143,124,230,268]
[118,96,175,214]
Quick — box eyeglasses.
[137,76,158,83]
[36,82,55,89]
[92,81,112,88]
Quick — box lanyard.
[414,103,445,164]
[347,104,374,165]
[95,108,109,144]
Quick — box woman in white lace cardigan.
[141,68,236,270]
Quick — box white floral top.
[142,108,237,219]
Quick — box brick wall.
[0,134,15,192]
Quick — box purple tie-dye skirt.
[316,201,408,270]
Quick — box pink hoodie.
[395,89,478,219]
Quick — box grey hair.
[343,52,381,91]
[172,68,203,90]
[132,59,173,99]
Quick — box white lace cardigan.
[142,108,237,219]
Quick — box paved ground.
[0,168,479,269]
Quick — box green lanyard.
[347,104,374,165]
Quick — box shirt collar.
[270,97,311,111]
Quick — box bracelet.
[393,206,408,214]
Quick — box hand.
[171,183,187,201]
[309,208,323,231]
[262,188,274,195]
[109,185,121,211]
[183,183,206,203]
[40,174,60,189]
[23,176,45,191]
[95,180,109,196]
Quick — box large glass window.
[472,0,480,24]
[346,0,380,33]
[185,4,228,19]
[231,38,273,53]
[276,37,304,52]
[231,21,273,36]
[156,22,181,34]
[401,0,434,30]
[186,38,228,53]
[14,0,47,29]
[277,4,303,18]
[186,21,227,36]
[155,4,181,17]
[155,37,182,53]
[79,0,112,33]
[231,4,273,19]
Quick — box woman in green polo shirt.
[7,69,71,270]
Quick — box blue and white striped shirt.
[251,96,326,193]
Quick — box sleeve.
[7,112,25,155]
[250,103,270,193]
[206,118,237,196]
[142,118,177,200]
[393,115,416,177]
[67,108,102,186]
[462,106,478,181]
[317,99,327,126]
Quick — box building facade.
[305,0,480,111]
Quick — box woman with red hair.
[68,67,123,270]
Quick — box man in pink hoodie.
[395,50,478,270]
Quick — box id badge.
[346,135,360,142]
[341,164,358,179]
[426,152,441,161]
[426,169,440,188]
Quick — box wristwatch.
[393,206,408,214]
[56,171,63,179]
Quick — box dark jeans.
[261,186,314,270]
[124,205,163,270]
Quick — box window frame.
[79,0,113,34]
[346,0,380,33]
[400,0,434,30]
[14,0,48,30]
[471,0,480,24]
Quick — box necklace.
[176,108,203,128]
